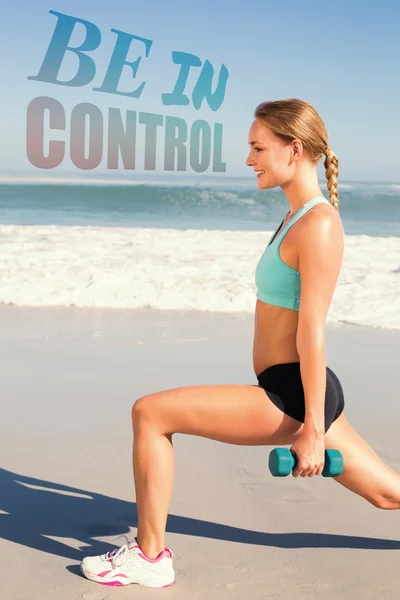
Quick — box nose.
[246,153,255,167]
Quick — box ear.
[291,139,304,160]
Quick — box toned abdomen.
[253,299,300,376]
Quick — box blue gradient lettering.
[192,60,229,111]
[28,10,101,87]
[93,30,152,98]
[162,52,202,106]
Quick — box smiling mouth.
[255,170,265,177]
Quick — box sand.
[0,306,399,599]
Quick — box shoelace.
[105,544,129,567]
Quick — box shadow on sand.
[1,467,399,562]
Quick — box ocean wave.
[1,181,400,222]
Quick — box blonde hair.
[254,99,339,211]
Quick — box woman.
[80,99,400,588]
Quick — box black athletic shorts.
[255,362,345,433]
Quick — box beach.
[3,0,400,596]
[1,305,399,600]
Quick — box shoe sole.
[80,563,175,588]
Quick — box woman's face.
[246,119,294,190]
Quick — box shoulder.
[296,203,344,254]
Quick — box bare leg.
[133,423,175,557]
[131,383,305,558]
[324,413,400,509]
[131,387,400,559]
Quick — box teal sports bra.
[255,195,331,311]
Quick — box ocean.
[0,177,399,330]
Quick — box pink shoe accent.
[100,579,174,588]
[129,539,173,563]
[97,570,112,578]
[137,548,173,563]
[97,570,128,579]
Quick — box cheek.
[272,150,291,176]
[261,153,291,187]
[266,156,285,177]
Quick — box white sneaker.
[80,538,175,588]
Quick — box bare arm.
[296,208,344,435]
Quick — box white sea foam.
[1,225,399,330]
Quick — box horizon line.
[0,175,399,188]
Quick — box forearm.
[296,332,326,435]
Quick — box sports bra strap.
[276,195,331,242]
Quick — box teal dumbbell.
[268,448,344,477]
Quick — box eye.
[255,147,262,152]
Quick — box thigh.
[324,412,400,506]
[133,384,304,446]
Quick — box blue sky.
[1,0,399,182]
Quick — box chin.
[257,178,277,191]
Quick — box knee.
[131,394,160,425]
[370,495,399,510]
[131,395,152,424]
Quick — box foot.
[80,537,175,588]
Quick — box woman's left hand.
[290,430,326,478]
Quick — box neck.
[281,173,323,215]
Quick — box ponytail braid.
[324,148,339,211]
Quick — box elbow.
[296,326,325,356]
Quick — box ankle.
[135,536,165,559]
